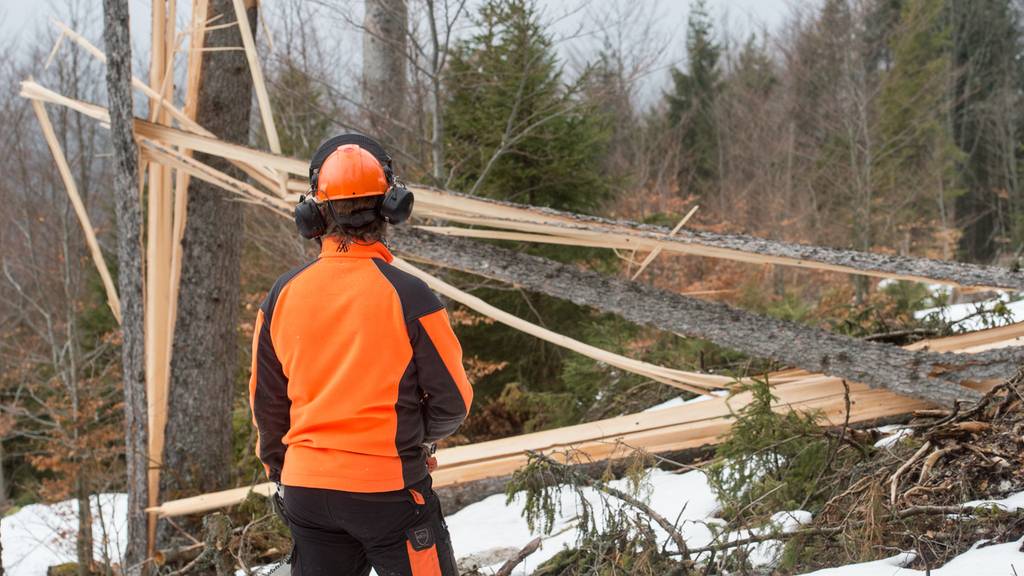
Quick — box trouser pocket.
[403,490,458,576]
[405,521,446,576]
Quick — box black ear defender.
[297,133,416,237]
[294,163,329,239]
[380,184,414,224]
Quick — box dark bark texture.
[363,0,408,143]
[102,0,148,570]
[162,0,256,504]
[434,188,1024,290]
[394,228,1022,407]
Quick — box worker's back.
[249,134,468,575]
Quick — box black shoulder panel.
[260,258,319,324]
[372,259,445,322]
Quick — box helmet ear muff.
[294,195,327,239]
[380,184,414,224]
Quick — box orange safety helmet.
[314,144,389,201]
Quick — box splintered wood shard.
[31,100,122,323]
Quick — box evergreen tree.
[440,0,615,414]
[667,0,721,198]
[444,0,611,213]
[949,0,1024,261]
[875,0,962,254]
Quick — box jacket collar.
[319,237,394,262]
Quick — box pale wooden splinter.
[30,100,122,324]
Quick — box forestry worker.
[248,133,473,576]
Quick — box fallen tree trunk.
[393,228,1020,407]
[411,187,1024,291]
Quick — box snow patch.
[798,537,1024,575]
[915,293,1024,331]
[963,490,1024,512]
[644,389,729,412]
[874,426,913,448]
[2,493,127,576]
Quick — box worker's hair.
[320,196,387,245]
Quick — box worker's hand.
[426,455,438,472]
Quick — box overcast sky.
[1,0,798,105]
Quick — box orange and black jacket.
[248,237,473,493]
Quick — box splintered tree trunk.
[162,0,255,505]
[394,228,1019,407]
[363,0,408,142]
[101,0,148,570]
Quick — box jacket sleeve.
[410,308,473,443]
[248,307,291,482]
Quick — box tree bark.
[363,0,408,142]
[162,0,255,508]
[101,0,148,571]
[75,478,94,576]
[393,228,1019,407]
[431,189,1024,290]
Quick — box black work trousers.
[281,475,458,576]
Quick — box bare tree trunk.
[76,478,94,576]
[426,0,445,182]
[394,228,1016,407]
[162,0,256,511]
[101,0,148,571]
[363,0,408,142]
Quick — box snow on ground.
[914,292,1024,331]
[2,493,126,576]
[7,481,1024,575]
[449,468,719,574]
[643,389,729,412]
[798,538,1024,575]
[964,491,1024,512]
[873,425,914,448]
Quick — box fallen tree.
[409,186,1024,291]
[393,227,1020,407]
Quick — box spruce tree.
[667,0,721,198]
[949,0,1024,261]
[444,0,611,213]
[876,0,962,254]
[440,0,614,416]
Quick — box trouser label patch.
[407,525,434,551]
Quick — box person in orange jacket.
[248,134,473,575]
